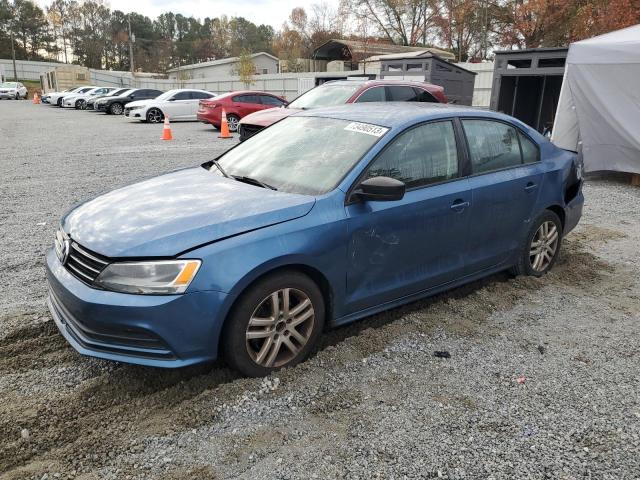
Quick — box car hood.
[240,107,300,127]
[62,167,315,258]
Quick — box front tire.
[222,271,325,377]
[146,108,163,123]
[513,210,562,277]
[109,103,123,115]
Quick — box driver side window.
[365,121,459,189]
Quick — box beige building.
[167,52,279,80]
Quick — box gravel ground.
[1,101,639,479]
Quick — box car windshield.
[214,116,388,195]
[109,89,128,96]
[288,83,362,110]
[1,82,17,88]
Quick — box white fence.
[2,58,495,104]
[87,69,367,100]
[0,59,63,81]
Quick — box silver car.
[0,82,28,100]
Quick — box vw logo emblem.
[59,239,71,265]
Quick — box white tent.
[552,25,640,174]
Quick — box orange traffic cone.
[161,115,173,141]
[218,109,233,139]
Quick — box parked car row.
[36,79,449,137]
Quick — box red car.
[197,91,288,132]
[238,79,447,141]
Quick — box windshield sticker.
[344,122,389,137]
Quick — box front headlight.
[129,105,144,110]
[95,260,201,295]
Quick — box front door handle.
[525,182,538,192]
[450,199,470,212]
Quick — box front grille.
[239,124,263,141]
[55,229,110,285]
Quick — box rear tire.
[226,114,240,132]
[222,271,325,377]
[512,210,563,277]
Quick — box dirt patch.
[1,201,637,479]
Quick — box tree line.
[0,0,638,73]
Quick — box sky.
[36,0,342,29]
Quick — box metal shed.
[490,47,568,133]
[379,53,476,105]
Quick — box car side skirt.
[332,259,514,328]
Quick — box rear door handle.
[450,200,470,211]
[525,182,538,192]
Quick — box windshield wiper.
[232,175,277,191]
[211,159,230,178]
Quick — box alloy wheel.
[227,115,240,132]
[245,288,315,368]
[147,109,162,123]
[111,103,123,115]
[529,221,559,272]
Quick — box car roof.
[322,79,443,89]
[295,102,507,128]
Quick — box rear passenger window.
[462,120,522,174]
[365,121,458,189]
[233,95,261,104]
[519,131,539,163]
[386,86,419,102]
[260,95,286,106]
[355,87,386,103]
[414,88,438,103]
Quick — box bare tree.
[343,0,441,46]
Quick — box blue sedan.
[46,103,584,376]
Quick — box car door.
[345,120,471,314]
[461,118,545,273]
[188,91,213,119]
[164,91,192,119]
[232,94,260,117]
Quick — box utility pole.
[10,30,18,81]
[128,15,135,74]
[9,1,17,81]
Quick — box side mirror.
[168,97,176,101]
[353,176,405,202]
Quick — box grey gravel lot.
[1,101,639,480]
